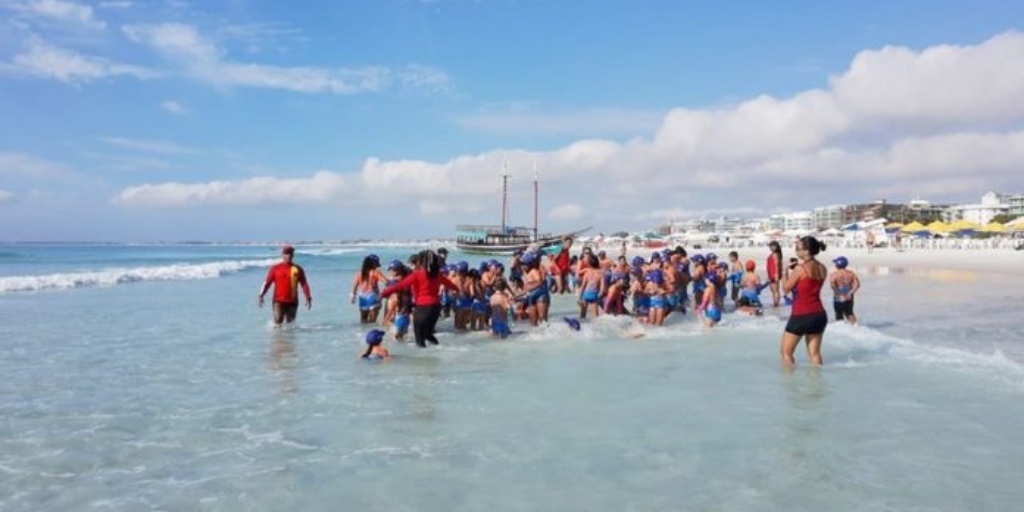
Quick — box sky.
[1,0,1024,242]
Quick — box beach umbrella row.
[896,219,1018,235]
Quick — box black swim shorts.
[785,312,828,336]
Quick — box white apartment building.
[1005,193,1024,217]
[944,192,1008,224]
[770,212,814,232]
[812,205,846,229]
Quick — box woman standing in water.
[381,250,458,348]
[780,236,829,367]
[351,254,388,323]
[766,241,785,307]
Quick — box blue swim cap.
[705,252,717,261]
[632,255,645,266]
[833,256,849,268]
[365,329,385,345]
[456,261,469,273]
[520,252,538,265]
[489,259,500,268]
[690,254,705,264]
[563,317,581,331]
[717,262,729,270]
[651,252,662,260]
[367,254,380,263]
[388,259,403,271]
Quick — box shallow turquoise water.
[1,245,1021,511]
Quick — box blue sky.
[1,0,1023,242]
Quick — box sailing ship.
[455,159,588,255]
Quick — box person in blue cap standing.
[830,256,861,325]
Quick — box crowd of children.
[352,243,860,358]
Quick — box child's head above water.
[365,329,385,346]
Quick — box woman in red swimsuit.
[780,236,829,367]
[765,241,785,307]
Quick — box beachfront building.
[1003,193,1024,217]
[813,205,846,229]
[944,192,1009,224]
[708,216,745,234]
[663,219,706,234]
[769,211,813,232]
[904,199,948,223]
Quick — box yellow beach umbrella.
[902,221,926,232]
[926,220,950,233]
[983,222,1005,233]
[949,219,981,231]
[886,222,904,229]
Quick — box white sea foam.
[0,258,277,293]
[301,247,365,256]
[828,321,1024,389]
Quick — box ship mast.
[500,153,510,231]
[532,158,539,241]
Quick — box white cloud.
[0,190,13,204]
[160,100,186,114]
[99,136,196,154]
[111,32,1024,226]
[113,171,348,207]
[549,203,585,220]
[4,39,156,83]
[22,0,106,29]
[123,23,450,95]
[830,32,1024,127]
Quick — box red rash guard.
[766,255,780,281]
[381,268,457,307]
[263,262,311,304]
[555,249,570,276]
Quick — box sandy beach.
[585,244,1024,276]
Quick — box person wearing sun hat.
[830,255,861,325]
[258,244,312,325]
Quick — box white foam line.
[0,258,277,293]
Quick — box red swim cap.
[745,260,756,272]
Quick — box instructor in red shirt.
[258,245,313,325]
[381,250,457,347]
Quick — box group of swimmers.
[344,239,860,359]
[256,238,860,366]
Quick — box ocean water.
[1,244,1022,511]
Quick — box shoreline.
[582,245,1023,277]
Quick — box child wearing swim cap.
[361,329,390,360]
[489,278,515,339]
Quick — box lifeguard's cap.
[281,244,295,254]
